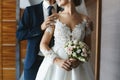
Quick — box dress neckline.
[56,19,84,33]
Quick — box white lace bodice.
[54,20,88,48]
[36,20,94,80]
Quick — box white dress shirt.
[43,1,57,20]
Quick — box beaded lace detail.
[54,20,88,48]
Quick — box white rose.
[73,40,78,45]
[76,49,81,53]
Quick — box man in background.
[16,0,62,80]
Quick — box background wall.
[0,0,16,80]
[29,0,42,5]
[20,0,42,9]
[100,0,120,80]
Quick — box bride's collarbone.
[58,14,84,29]
[59,17,82,25]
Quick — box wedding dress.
[35,19,94,80]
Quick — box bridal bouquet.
[64,40,91,62]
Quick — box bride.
[36,0,93,80]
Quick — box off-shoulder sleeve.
[83,18,93,36]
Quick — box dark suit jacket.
[16,2,62,69]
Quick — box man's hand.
[41,13,58,30]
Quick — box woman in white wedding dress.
[36,0,93,80]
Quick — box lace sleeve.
[83,18,92,36]
[40,49,57,64]
[85,25,92,36]
[46,26,54,34]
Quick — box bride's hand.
[54,58,72,71]
[69,58,82,68]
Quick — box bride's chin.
[56,1,64,7]
[58,4,65,7]
[57,4,62,7]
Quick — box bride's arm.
[40,26,59,63]
[40,26,54,52]
[40,24,72,71]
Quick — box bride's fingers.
[46,20,56,24]
[45,21,56,28]
[69,59,81,68]
[62,64,72,71]
[66,60,72,66]
[61,60,72,71]
[63,61,71,68]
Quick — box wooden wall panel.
[0,0,3,79]
[2,0,16,8]
[2,46,16,68]
[2,33,16,45]
[0,0,16,79]
[2,0,16,20]
[2,22,16,44]
[2,9,16,20]
[2,22,16,33]
[3,70,16,80]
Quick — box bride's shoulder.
[57,12,66,21]
[79,13,91,22]
[79,13,93,32]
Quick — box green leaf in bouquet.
[72,52,77,57]
[78,57,86,62]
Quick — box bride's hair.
[72,0,82,6]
